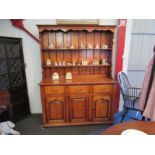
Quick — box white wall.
[118,19,133,110]
[127,19,155,87]
[0,19,118,113]
[119,19,155,110]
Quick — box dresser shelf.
[42,64,111,68]
[42,48,112,51]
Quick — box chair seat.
[124,98,139,110]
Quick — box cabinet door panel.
[70,96,89,122]
[46,97,66,122]
[93,95,111,121]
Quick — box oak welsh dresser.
[38,25,117,127]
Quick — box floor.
[15,114,111,135]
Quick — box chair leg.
[121,108,129,123]
[142,116,145,121]
[142,116,150,121]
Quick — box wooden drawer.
[93,85,113,93]
[69,85,89,93]
[44,86,65,94]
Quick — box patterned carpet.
[15,114,111,135]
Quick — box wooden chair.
[118,71,142,122]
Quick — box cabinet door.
[69,96,89,122]
[0,37,30,121]
[46,97,66,123]
[92,95,111,121]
